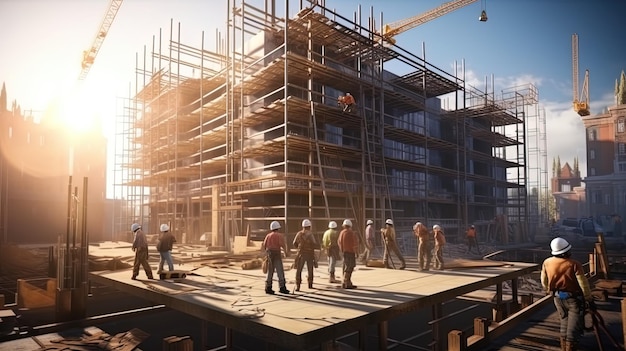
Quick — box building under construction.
[112,0,548,248]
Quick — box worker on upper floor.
[337,92,356,113]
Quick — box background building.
[582,103,626,235]
[0,82,107,244]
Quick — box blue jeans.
[158,251,174,272]
[266,250,286,288]
[553,295,584,342]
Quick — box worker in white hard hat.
[432,224,446,270]
[380,219,406,270]
[541,237,592,350]
[322,221,341,283]
[338,219,358,289]
[360,219,375,263]
[130,223,154,280]
[261,221,290,295]
[293,219,318,291]
[413,222,431,271]
[156,223,177,275]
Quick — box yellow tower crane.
[78,0,124,81]
[380,0,487,45]
[572,33,590,117]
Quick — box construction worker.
[293,219,318,291]
[261,221,290,295]
[156,224,176,274]
[432,224,446,270]
[337,92,356,113]
[360,219,375,263]
[380,219,406,270]
[337,219,358,289]
[413,222,431,271]
[130,223,154,280]
[466,224,480,254]
[541,237,592,351]
[322,221,341,283]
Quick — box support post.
[378,321,388,350]
[447,330,465,351]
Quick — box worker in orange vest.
[337,92,356,113]
[466,225,480,254]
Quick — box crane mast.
[78,0,124,81]
[381,0,480,44]
[572,33,590,116]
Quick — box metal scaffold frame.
[113,0,544,249]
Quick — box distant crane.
[572,33,590,117]
[380,0,487,45]
[78,0,124,81]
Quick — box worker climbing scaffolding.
[337,92,356,113]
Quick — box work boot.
[265,288,275,295]
[329,273,335,283]
[279,286,290,294]
[295,280,301,292]
[308,280,313,289]
[559,337,566,351]
[344,272,357,289]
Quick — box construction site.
[2,0,626,351]
[111,0,548,247]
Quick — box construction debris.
[35,327,149,351]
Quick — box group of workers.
[261,218,450,294]
[128,220,598,349]
[129,223,177,280]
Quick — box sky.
[1,0,625,197]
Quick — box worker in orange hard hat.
[337,92,356,113]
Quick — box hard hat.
[413,222,422,230]
[550,237,571,255]
[328,221,337,229]
[366,219,373,225]
[433,224,441,231]
[302,219,312,228]
[346,92,351,96]
[342,219,352,227]
[270,221,281,231]
[385,219,393,225]
[160,224,170,232]
[131,223,141,232]
[470,225,475,228]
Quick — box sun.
[45,84,104,135]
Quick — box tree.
[573,157,579,177]
[557,156,562,177]
[552,158,557,177]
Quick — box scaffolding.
[113,0,543,249]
